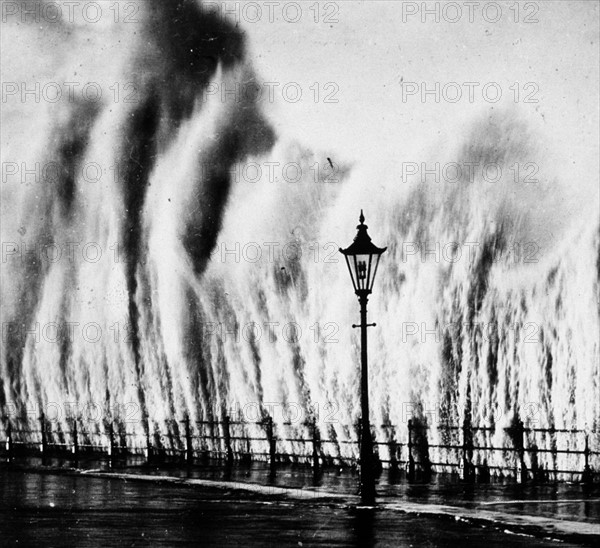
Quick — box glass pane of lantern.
[370,254,382,291]
[344,255,358,292]
[355,253,371,291]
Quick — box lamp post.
[340,210,387,506]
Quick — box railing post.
[514,418,527,483]
[40,412,47,465]
[530,443,541,483]
[265,415,276,467]
[373,427,382,474]
[145,419,152,463]
[462,417,474,482]
[355,419,361,469]
[71,417,79,461]
[6,422,13,463]
[478,459,491,483]
[387,425,399,473]
[197,420,208,464]
[184,414,193,464]
[422,420,432,481]
[311,417,320,473]
[407,419,415,480]
[582,433,593,485]
[107,422,115,465]
[223,415,233,465]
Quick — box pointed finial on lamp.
[359,210,365,224]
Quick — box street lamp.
[339,210,387,506]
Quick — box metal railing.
[1,414,598,483]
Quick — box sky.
[237,0,599,201]
[2,0,598,198]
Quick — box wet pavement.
[1,458,599,546]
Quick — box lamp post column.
[340,210,385,506]
[359,293,375,506]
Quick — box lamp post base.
[359,475,376,506]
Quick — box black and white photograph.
[1,0,599,546]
